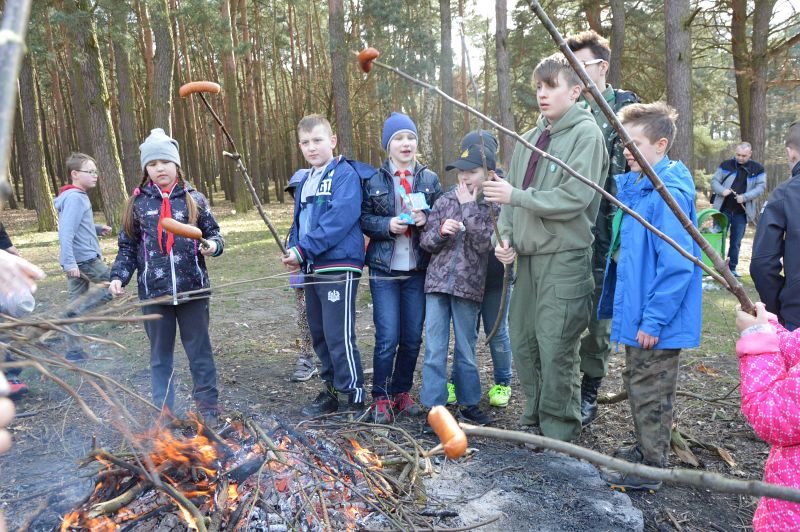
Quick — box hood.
[54,185,85,211]
[332,155,375,181]
[535,102,595,137]
[615,157,695,204]
[792,160,800,179]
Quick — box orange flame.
[349,439,383,469]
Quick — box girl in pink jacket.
[736,302,800,530]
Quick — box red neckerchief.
[58,184,82,195]
[156,181,178,255]
[395,169,412,237]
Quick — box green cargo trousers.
[509,249,593,441]
[623,346,680,467]
[578,269,612,378]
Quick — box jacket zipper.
[170,251,178,305]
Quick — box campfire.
[60,414,442,531]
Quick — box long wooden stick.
[0,0,32,201]
[526,0,752,312]
[356,52,730,288]
[462,424,800,504]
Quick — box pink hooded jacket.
[736,321,800,530]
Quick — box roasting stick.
[426,407,800,504]
[178,81,288,255]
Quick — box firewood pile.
[59,413,451,531]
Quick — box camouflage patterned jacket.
[420,189,499,303]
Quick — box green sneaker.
[488,384,511,408]
[446,382,457,405]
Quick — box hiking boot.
[612,444,645,463]
[200,409,220,428]
[600,467,662,491]
[301,385,339,417]
[290,357,318,382]
[393,392,422,416]
[488,384,511,408]
[446,382,457,405]
[7,377,28,400]
[65,349,88,362]
[459,405,492,426]
[369,397,394,424]
[580,374,603,426]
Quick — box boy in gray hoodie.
[54,153,112,360]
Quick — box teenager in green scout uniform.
[566,30,640,425]
[483,53,608,442]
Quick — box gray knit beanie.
[139,128,181,171]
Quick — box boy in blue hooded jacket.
[597,102,702,490]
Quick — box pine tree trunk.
[748,0,775,163]
[150,0,175,135]
[730,0,750,143]
[608,0,625,89]
[440,0,455,187]
[665,0,694,170]
[495,0,515,170]
[17,56,57,231]
[71,0,129,227]
[328,0,355,157]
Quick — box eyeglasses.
[79,169,99,176]
[580,58,604,67]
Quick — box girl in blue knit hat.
[108,128,225,425]
[361,112,443,423]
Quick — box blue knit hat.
[140,128,181,171]
[381,112,418,150]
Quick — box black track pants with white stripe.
[304,271,364,403]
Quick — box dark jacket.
[420,190,499,302]
[750,161,800,326]
[598,157,702,349]
[110,181,224,303]
[361,161,443,273]
[287,155,375,273]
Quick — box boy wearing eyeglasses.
[54,152,113,360]
[566,30,640,426]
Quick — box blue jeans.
[369,271,426,398]
[722,210,747,272]
[479,284,513,386]
[786,322,798,332]
[421,293,481,407]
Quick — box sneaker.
[290,358,318,382]
[336,397,365,420]
[730,270,741,278]
[488,384,511,408]
[7,377,28,400]
[600,467,662,491]
[393,392,422,416]
[446,382,457,405]
[301,385,339,417]
[459,405,492,426]
[65,349,88,362]
[369,397,394,424]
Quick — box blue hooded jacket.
[287,155,375,273]
[598,157,702,349]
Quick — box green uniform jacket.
[498,103,609,256]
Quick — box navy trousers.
[304,271,364,403]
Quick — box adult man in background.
[711,142,766,277]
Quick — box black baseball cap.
[446,143,497,171]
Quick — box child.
[282,114,375,417]
[419,136,499,426]
[361,112,442,423]
[54,153,113,360]
[108,128,224,424]
[284,169,317,382]
[596,102,702,490]
[445,132,514,409]
[751,120,800,331]
[735,302,800,530]
[484,53,608,441]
